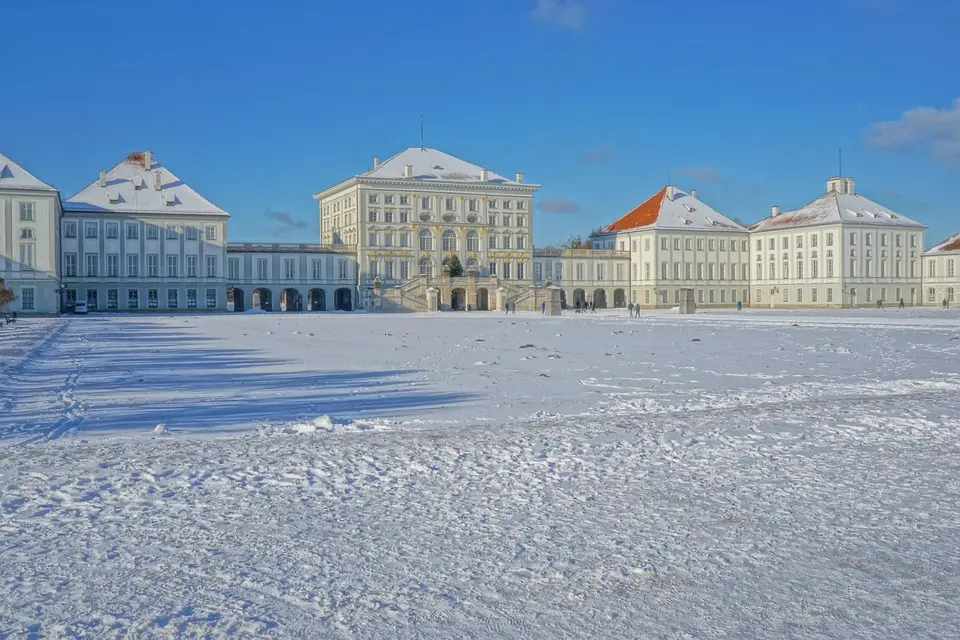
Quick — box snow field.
[2,309,960,637]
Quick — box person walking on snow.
[737,300,742,312]
[541,301,546,314]
[628,302,634,318]
[899,298,905,309]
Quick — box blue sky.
[2,0,959,247]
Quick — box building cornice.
[314,177,539,201]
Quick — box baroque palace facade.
[1,146,957,314]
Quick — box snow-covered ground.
[2,310,960,637]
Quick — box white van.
[73,301,88,315]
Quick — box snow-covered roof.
[360,147,524,185]
[64,151,228,217]
[0,151,57,192]
[925,232,960,256]
[750,180,923,232]
[600,186,746,234]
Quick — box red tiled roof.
[602,187,666,232]
[942,237,960,252]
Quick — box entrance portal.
[281,288,301,312]
[593,289,607,309]
[476,288,489,311]
[451,288,467,311]
[613,289,626,308]
[308,288,326,311]
[228,288,246,312]
[252,288,272,311]
[334,288,353,311]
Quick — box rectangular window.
[400,231,410,247]
[796,288,802,303]
[757,264,763,279]
[881,287,887,302]
[205,225,217,241]
[312,259,322,279]
[186,255,198,277]
[849,232,856,246]
[64,221,77,238]
[866,233,873,247]
[644,238,651,251]
[126,223,139,239]
[708,264,715,280]
[673,238,680,250]
[719,264,726,280]
[827,288,833,302]
[949,259,956,278]
[229,258,240,280]
[147,254,159,278]
[85,222,98,238]
[709,239,716,251]
[866,288,873,302]
[660,262,668,279]
[106,222,119,239]
[811,260,818,278]
[685,239,692,251]
[812,288,818,302]
[148,289,159,309]
[769,238,775,250]
[168,289,179,309]
[368,231,378,246]
[204,256,216,277]
[338,260,348,279]
[756,239,762,252]
[385,260,395,279]
[400,195,410,205]
[368,211,377,223]
[796,261,803,279]
[756,288,762,303]
[811,235,818,248]
[20,243,35,269]
[826,233,834,247]
[720,289,727,303]
[147,224,159,240]
[910,235,917,248]
[674,262,681,279]
[284,259,295,280]
[206,289,217,309]
[517,262,525,280]
[128,289,139,309]
[445,197,455,211]
[187,289,198,309]
[167,255,178,278]
[720,240,727,251]
[257,258,268,279]
[107,289,118,310]
[400,260,409,280]
[827,259,834,278]
[597,263,605,280]
[783,288,789,303]
[661,238,669,251]
[644,263,650,280]
[19,202,35,221]
[929,260,936,277]
[503,263,511,279]
[488,235,497,249]
[107,254,119,277]
[85,254,98,277]
[399,211,409,223]
[928,288,936,302]
[20,287,35,310]
[166,225,178,240]
[796,236,803,248]
[555,263,562,280]
[422,197,432,210]
[517,236,525,249]
[384,210,394,223]
[87,288,98,310]
[368,259,379,277]
[64,253,78,277]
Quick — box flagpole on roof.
[420,114,424,150]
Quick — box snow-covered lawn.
[2,310,960,637]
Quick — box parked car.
[73,301,88,315]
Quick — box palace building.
[0,145,953,314]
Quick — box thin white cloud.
[677,166,724,182]
[866,98,960,164]
[531,0,586,30]
[537,197,581,213]
[579,145,617,165]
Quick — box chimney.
[480,169,489,182]
[844,177,855,195]
[772,205,780,217]
[690,188,697,199]
[373,156,381,168]
[143,150,153,169]
[515,172,524,184]
[154,171,162,191]
[99,170,106,188]
[403,164,413,179]
[665,185,675,201]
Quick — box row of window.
[928,259,958,278]
[928,287,957,302]
[63,253,218,278]
[364,209,528,227]
[63,220,219,241]
[325,195,528,216]
[754,286,919,305]
[367,229,529,251]
[757,232,919,251]
[658,262,751,281]
[647,237,749,253]
[641,288,751,305]
[64,288,218,310]
[365,257,528,280]
[757,258,919,280]
[229,257,352,281]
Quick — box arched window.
[419,257,433,276]
[442,229,458,252]
[419,229,433,251]
[466,230,480,252]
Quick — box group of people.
[574,301,596,313]
[503,302,517,314]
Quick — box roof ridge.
[602,186,667,232]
